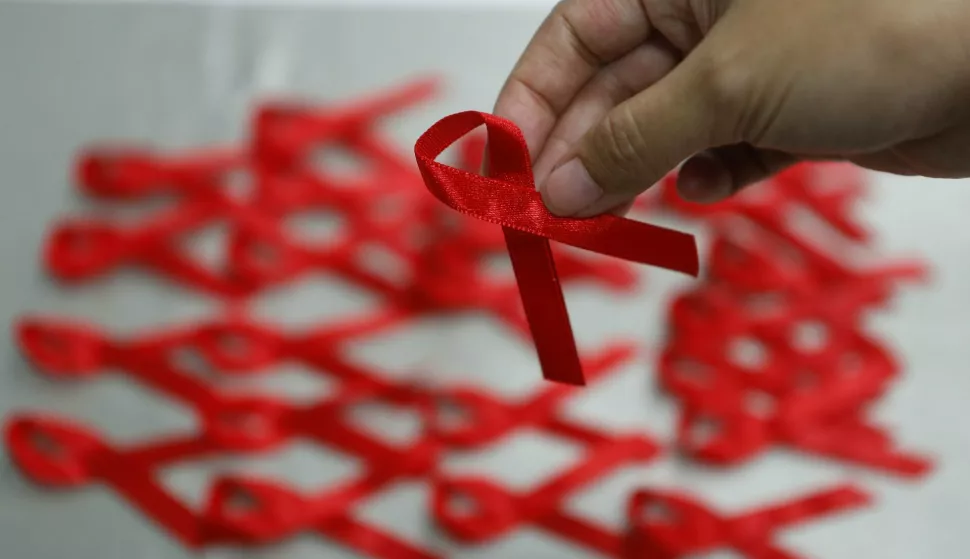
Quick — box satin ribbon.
[426,343,660,555]
[44,192,264,297]
[415,111,699,385]
[705,222,928,294]
[432,436,655,554]
[9,316,445,555]
[254,77,440,172]
[428,343,640,448]
[625,484,870,558]
[77,146,243,199]
[4,415,209,548]
[656,259,932,477]
[205,476,438,557]
[4,413,439,558]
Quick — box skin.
[492,0,970,217]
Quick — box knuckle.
[697,53,749,111]
[584,106,651,188]
[692,50,757,141]
[555,0,644,64]
[603,107,647,165]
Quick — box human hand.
[493,0,970,217]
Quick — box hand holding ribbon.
[414,111,699,385]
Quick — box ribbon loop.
[17,318,107,377]
[416,113,700,271]
[204,396,287,451]
[45,221,124,280]
[626,490,721,556]
[228,224,304,285]
[4,415,103,487]
[626,485,871,558]
[205,477,306,543]
[76,149,160,198]
[194,319,281,373]
[427,388,510,448]
[432,477,518,543]
[677,402,769,464]
[415,111,699,385]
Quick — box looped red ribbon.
[43,195,251,296]
[415,111,699,385]
[433,477,519,543]
[625,485,871,558]
[659,346,930,474]
[254,77,439,172]
[193,319,283,373]
[17,318,107,377]
[4,415,104,487]
[77,147,241,199]
[6,414,213,548]
[45,221,128,281]
[203,395,289,451]
[705,229,927,298]
[205,476,307,543]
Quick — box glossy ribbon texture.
[415,111,699,385]
[643,160,933,478]
[625,484,871,558]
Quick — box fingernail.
[678,175,728,203]
[541,158,602,216]
[677,155,733,203]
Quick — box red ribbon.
[8,315,443,556]
[625,484,871,558]
[414,111,699,385]
[424,342,661,556]
[76,146,243,199]
[656,264,933,477]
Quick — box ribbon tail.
[503,228,585,386]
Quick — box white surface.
[0,3,968,559]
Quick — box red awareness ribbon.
[204,476,439,558]
[671,373,932,476]
[10,315,445,556]
[432,436,656,554]
[5,415,213,548]
[5,413,439,557]
[625,484,871,559]
[76,145,244,199]
[414,111,699,385]
[428,343,641,448]
[44,194,249,294]
[656,282,933,476]
[425,343,661,555]
[254,77,439,172]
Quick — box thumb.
[539,56,725,217]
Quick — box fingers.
[677,145,799,203]
[492,0,653,160]
[540,53,724,217]
[531,36,681,187]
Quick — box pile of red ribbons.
[3,78,931,558]
[647,165,932,479]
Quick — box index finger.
[493,0,654,161]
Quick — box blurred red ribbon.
[415,111,699,385]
